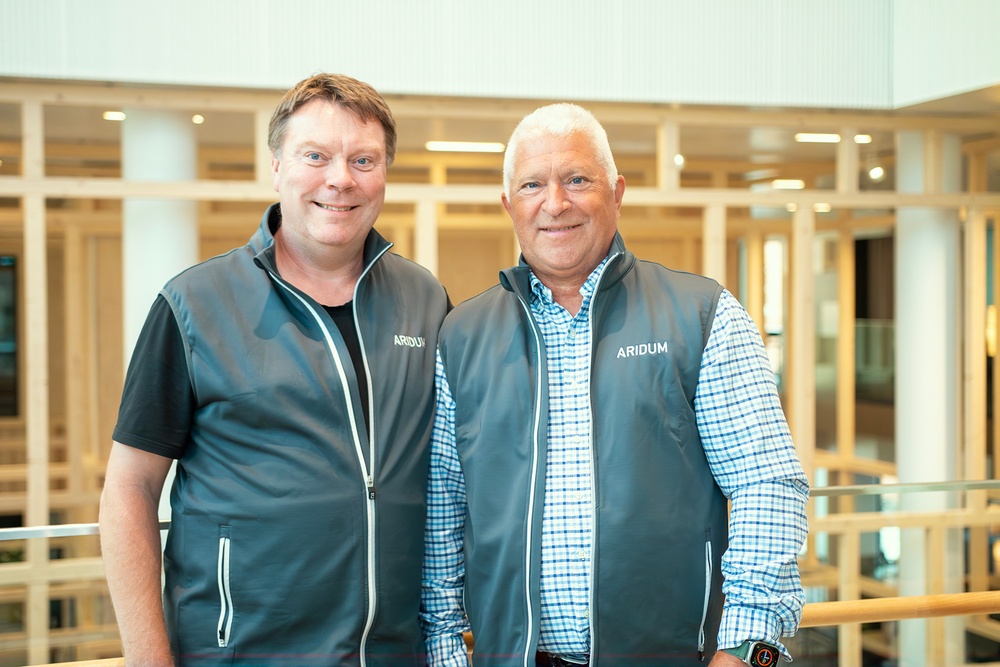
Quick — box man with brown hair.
[100,73,449,666]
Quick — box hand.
[708,650,747,666]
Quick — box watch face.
[749,642,779,667]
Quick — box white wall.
[0,0,894,109]
[892,0,1000,108]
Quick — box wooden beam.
[801,591,1000,628]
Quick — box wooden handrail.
[22,592,1000,667]
[801,590,1000,627]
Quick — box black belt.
[535,651,589,667]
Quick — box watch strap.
[721,641,752,662]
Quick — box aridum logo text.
[394,334,425,348]
[616,341,668,359]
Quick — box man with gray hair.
[421,103,808,667]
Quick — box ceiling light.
[868,165,886,182]
[795,133,840,143]
[673,153,685,168]
[785,203,798,212]
[794,132,872,144]
[192,114,205,125]
[425,141,505,153]
[772,179,805,190]
[102,111,126,121]
[813,203,832,213]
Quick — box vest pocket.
[216,525,234,648]
[697,530,712,654]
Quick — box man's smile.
[315,202,356,212]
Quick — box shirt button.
[577,549,587,560]
[567,329,577,338]
[583,609,590,619]
[572,435,583,444]
[576,491,586,501]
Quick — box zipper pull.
[367,475,376,499]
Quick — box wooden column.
[838,530,862,666]
[788,205,816,480]
[744,230,765,333]
[964,207,989,593]
[254,109,272,185]
[836,127,859,194]
[22,98,52,666]
[702,204,726,286]
[655,120,680,191]
[836,228,856,514]
[414,199,439,276]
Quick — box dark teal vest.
[439,234,728,667]
[160,205,448,666]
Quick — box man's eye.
[522,182,538,190]
[306,152,323,161]
[570,176,585,185]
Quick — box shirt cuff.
[717,608,793,660]
[425,632,472,667]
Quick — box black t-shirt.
[112,295,370,458]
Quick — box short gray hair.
[502,103,618,198]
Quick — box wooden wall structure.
[0,80,999,664]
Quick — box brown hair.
[267,73,397,164]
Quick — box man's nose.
[324,159,356,189]
[541,183,570,215]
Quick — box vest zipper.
[269,248,389,667]
[513,293,545,667]
[352,245,389,667]
[216,525,233,648]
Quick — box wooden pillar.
[655,120,680,191]
[63,223,88,510]
[788,205,816,480]
[414,199,439,276]
[838,530,862,666]
[22,97,52,666]
[255,109,272,185]
[964,207,989,593]
[836,229,856,514]
[702,204,726,286]
[743,230,765,333]
[836,127,859,194]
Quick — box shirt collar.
[528,256,611,312]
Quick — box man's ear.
[270,154,281,193]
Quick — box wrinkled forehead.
[512,131,602,171]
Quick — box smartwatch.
[721,640,781,667]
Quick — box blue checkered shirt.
[421,262,809,666]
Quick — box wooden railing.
[801,590,1000,627]
[14,590,1000,667]
[9,482,1000,666]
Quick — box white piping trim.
[351,242,391,664]
[585,254,619,663]
[272,273,375,667]
[216,534,233,647]
[515,293,545,667]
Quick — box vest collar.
[499,231,635,299]
[249,203,392,276]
